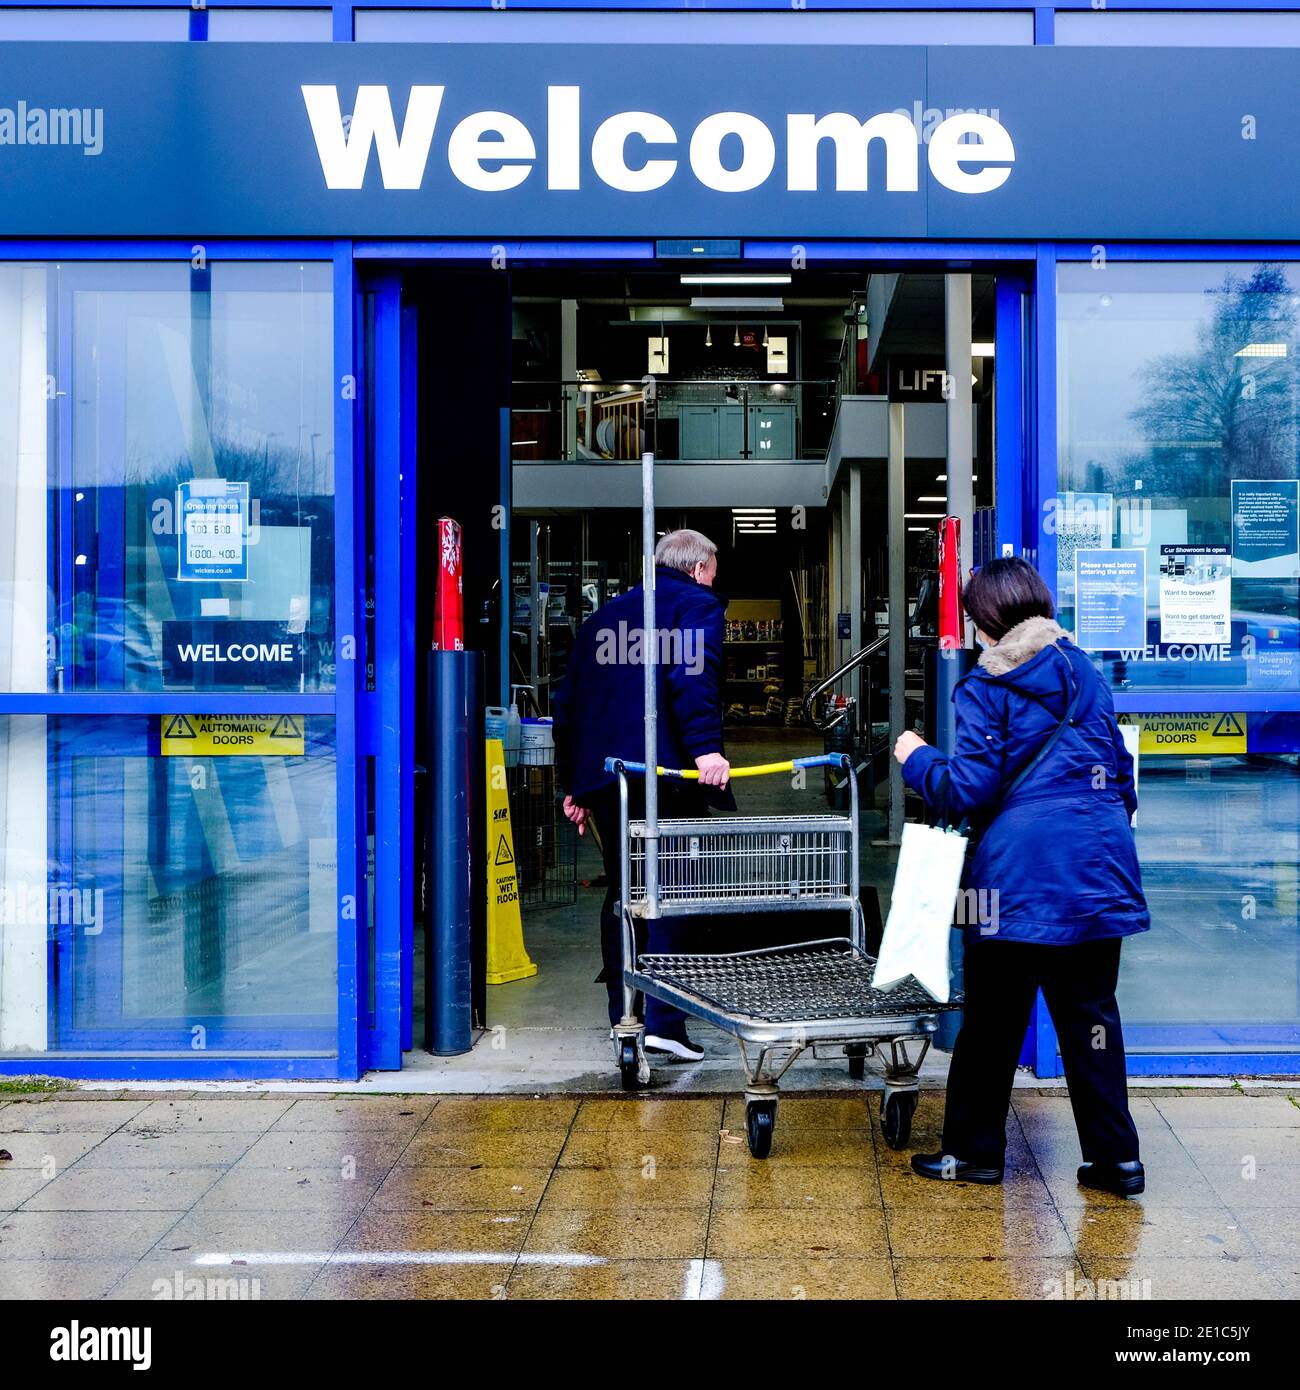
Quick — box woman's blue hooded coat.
[902,616,1151,946]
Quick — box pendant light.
[705,324,712,348]
[733,324,740,348]
[762,324,769,347]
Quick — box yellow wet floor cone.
[484,738,537,984]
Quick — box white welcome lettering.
[301,84,444,190]
[301,85,1016,197]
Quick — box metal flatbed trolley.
[605,752,960,1158]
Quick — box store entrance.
[367,257,1020,1077]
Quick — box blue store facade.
[0,0,1298,1080]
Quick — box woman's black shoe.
[1077,1161,1145,1197]
[910,1152,1004,1184]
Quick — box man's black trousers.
[587,781,703,1033]
[941,936,1141,1167]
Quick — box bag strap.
[1001,645,1082,801]
[940,644,1081,834]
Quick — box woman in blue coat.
[894,557,1150,1196]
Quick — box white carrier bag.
[872,822,968,1004]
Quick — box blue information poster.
[1247,620,1300,691]
[177,480,250,582]
[1231,479,1300,579]
[1075,548,1146,651]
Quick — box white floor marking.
[196,1250,605,1268]
[685,1258,726,1299]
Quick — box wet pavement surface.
[0,1088,1295,1300]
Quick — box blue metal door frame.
[0,239,361,1081]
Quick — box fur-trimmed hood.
[977,615,1069,676]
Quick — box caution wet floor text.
[485,738,537,985]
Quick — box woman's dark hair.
[963,556,1055,640]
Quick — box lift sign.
[1117,712,1246,755]
[160,713,305,756]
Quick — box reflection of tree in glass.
[1129,264,1297,498]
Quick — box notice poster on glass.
[177,479,250,582]
[1158,544,1231,644]
[1231,480,1300,579]
[1055,491,1114,578]
[1247,620,1300,690]
[1075,548,1146,650]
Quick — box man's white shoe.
[644,1033,705,1062]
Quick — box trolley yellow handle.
[605,754,850,779]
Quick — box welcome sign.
[2,42,1300,238]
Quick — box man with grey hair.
[552,528,732,1060]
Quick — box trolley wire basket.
[628,815,853,909]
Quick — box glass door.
[42,260,340,1056]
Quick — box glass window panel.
[0,716,47,1051]
[355,9,1034,45]
[1058,11,1300,47]
[55,260,336,693]
[1120,755,1300,1051]
[1057,261,1300,695]
[207,8,333,41]
[1058,260,1300,1053]
[0,265,49,693]
[0,713,337,1056]
[0,8,189,39]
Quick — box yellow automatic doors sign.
[161,713,305,756]
[1117,711,1246,755]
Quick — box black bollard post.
[925,645,978,1050]
[426,648,483,1055]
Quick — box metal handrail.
[511,377,837,389]
[803,633,890,733]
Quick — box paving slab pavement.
[0,1088,1295,1300]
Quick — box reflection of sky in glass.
[71,264,332,490]
[1058,263,1298,460]
[62,262,337,693]
[212,265,333,496]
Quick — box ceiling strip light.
[680,274,792,286]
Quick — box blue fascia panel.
[1058,242,1300,261]
[1113,693,1300,715]
[0,240,333,260]
[744,241,1037,264]
[1124,1054,1300,1077]
[0,1056,347,1080]
[0,693,336,714]
[354,240,656,261]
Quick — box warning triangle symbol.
[1117,713,1134,724]
[270,715,302,739]
[1212,712,1244,737]
[164,714,197,738]
[494,834,514,867]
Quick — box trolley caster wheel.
[618,1038,642,1091]
[745,1099,777,1160]
[846,1044,867,1081]
[880,1090,918,1150]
